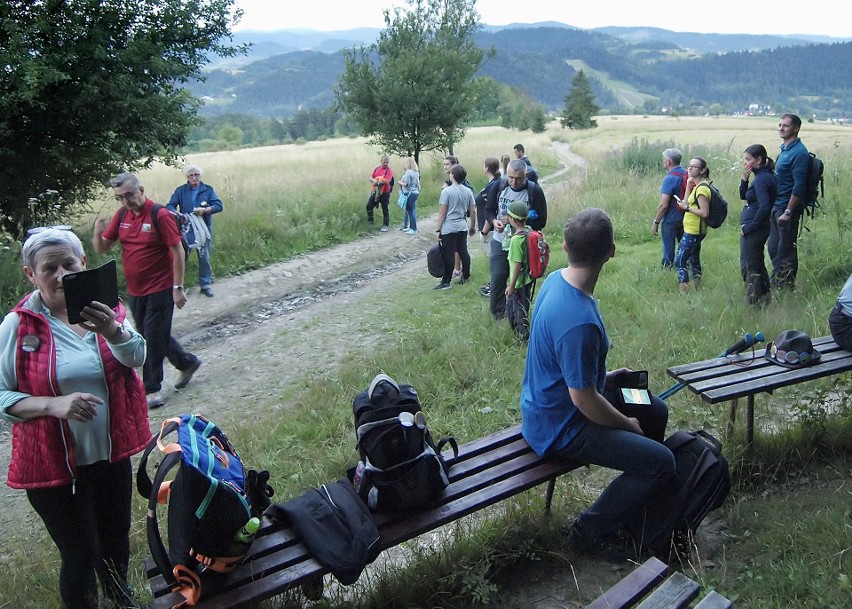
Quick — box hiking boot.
[175,359,201,390]
[563,523,633,564]
[433,282,452,290]
[146,392,165,409]
[200,287,214,297]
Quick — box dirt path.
[0,142,603,606]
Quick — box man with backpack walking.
[521,208,675,562]
[769,113,810,290]
[93,173,201,409]
[483,159,547,320]
[651,148,687,268]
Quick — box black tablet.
[63,259,119,324]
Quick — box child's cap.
[507,201,529,221]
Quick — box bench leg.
[545,477,556,512]
[727,399,737,439]
[746,394,755,445]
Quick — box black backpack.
[704,182,729,229]
[136,414,274,606]
[627,430,731,556]
[349,373,458,512]
[803,152,824,219]
[427,243,444,278]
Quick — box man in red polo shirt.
[93,173,201,408]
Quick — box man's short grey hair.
[22,228,85,269]
[507,159,527,174]
[185,164,202,177]
[108,172,141,190]
[663,149,682,166]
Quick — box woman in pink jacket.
[0,227,150,609]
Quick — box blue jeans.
[191,239,213,289]
[555,393,675,541]
[675,233,703,285]
[404,192,419,231]
[660,219,683,268]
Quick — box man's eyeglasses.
[114,190,138,202]
[187,173,201,178]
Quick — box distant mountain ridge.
[196,23,852,119]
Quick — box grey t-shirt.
[493,184,530,245]
[839,273,852,317]
[401,169,420,194]
[439,183,475,235]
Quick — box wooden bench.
[587,557,732,609]
[666,336,852,444]
[146,424,583,608]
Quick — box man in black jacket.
[483,159,547,320]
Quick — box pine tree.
[560,70,600,130]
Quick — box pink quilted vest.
[7,295,151,489]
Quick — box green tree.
[335,0,487,164]
[560,70,600,130]
[0,0,244,234]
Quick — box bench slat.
[634,572,700,609]
[585,557,668,609]
[693,590,734,609]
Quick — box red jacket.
[7,296,151,489]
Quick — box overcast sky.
[233,0,850,38]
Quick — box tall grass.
[0,118,850,607]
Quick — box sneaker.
[200,287,214,297]
[433,282,452,290]
[404,228,417,235]
[146,392,165,409]
[380,225,389,232]
[455,277,468,285]
[479,284,491,297]
[399,226,408,231]
[175,359,201,390]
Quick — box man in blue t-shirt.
[521,208,674,562]
[769,113,810,289]
[651,149,687,268]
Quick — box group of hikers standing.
[652,113,811,304]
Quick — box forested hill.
[191,26,852,119]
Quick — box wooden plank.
[694,590,733,609]
[585,557,668,609]
[634,572,700,609]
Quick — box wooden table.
[666,336,852,444]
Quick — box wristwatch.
[173,285,184,291]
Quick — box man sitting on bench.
[520,208,676,562]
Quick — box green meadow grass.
[0,118,849,607]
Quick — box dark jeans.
[740,224,771,305]
[660,219,684,268]
[768,206,800,289]
[506,283,531,340]
[674,232,703,285]
[127,288,198,393]
[488,238,510,320]
[556,390,674,541]
[440,231,470,283]
[829,304,852,351]
[366,192,390,227]
[27,459,135,609]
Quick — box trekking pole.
[658,331,765,400]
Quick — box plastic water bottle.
[234,517,261,543]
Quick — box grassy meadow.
[0,117,850,608]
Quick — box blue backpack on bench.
[136,414,274,607]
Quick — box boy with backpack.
[505,201,534,340]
